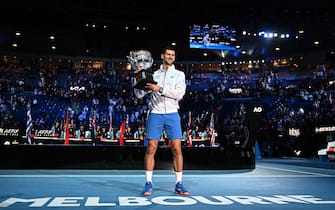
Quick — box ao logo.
[253,106,263,113]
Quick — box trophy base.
[132,70,157,90]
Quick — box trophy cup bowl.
[127,50,157,90]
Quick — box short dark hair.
[161,46,176,54]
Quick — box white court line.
[0,164,335,178]
[0,174,335,178]
[256,165,334,177]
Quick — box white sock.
[145,171,153,183]
[175,171,183,183]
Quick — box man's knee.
[146,141,158,154]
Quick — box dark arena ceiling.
[0,0,335,62]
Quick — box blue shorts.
[145,112,182,142]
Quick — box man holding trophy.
[127,47,189,196]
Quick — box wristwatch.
[159,87,163,94]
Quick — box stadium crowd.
[1,56,335,158]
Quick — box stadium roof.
[1,0,335,61]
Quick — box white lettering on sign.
[289,128,300,137]
[315,126,335,133]
[0,128,19,136]
[253,107,263,113]
[0,195,334,207]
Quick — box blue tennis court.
[1,158,335,210]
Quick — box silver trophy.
[127,50,156,90]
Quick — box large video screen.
[189,24,237,51]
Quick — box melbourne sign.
[0,195,334,207]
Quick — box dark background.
[0,0,335,61]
